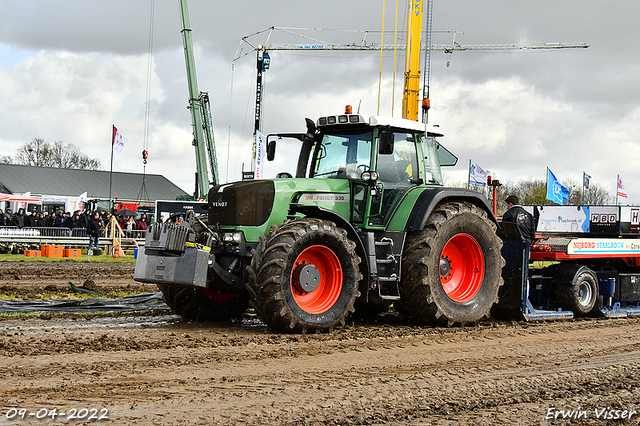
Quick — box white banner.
[255,130,266,179]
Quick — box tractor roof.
[317,113,443,137]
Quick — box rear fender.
[405,188,496,231]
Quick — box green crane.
[179,0,219,199]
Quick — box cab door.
[368,131,419,227]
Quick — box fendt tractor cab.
[134,110,504,333]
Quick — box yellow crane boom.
[402,0,424,121]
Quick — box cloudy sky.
[1,0,638,204]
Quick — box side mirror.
[267,139,276,161]
[379,129,394,155]
[305,117,316,139]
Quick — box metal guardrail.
[105,229,147,239]
[0,226,145,249]
[0,227,70,237]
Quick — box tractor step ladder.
[375,238,401,300]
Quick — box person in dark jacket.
[87,212,102,261]
[11,208,25,228]
[3,209,12,226]
[54,211,63,227]
[63,212,73,229]
[72,213,84,229]
[35,212,45,227]
[23,211,36,228]
[503,195,536,242]
[45,211,59,227]
[81,209,92,229]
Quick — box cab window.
[312,131,373,179]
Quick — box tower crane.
[234,26,588,130]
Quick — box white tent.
[0,193,41,204]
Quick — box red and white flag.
[617,175,628,198]
[112,126,124,153]
[75,192,87,213]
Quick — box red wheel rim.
[290,245,343,314]
[439,233,484,303]
[201,286,239,303]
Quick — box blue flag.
[546,168,570,205]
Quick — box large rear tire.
[247,218,361,333]
[158,282,249,321]
[397,202,504,326]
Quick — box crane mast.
[402,0,424,121]
[421,0,434,124]
[179,0,219,199]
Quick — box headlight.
[361,171,379,182]
[223,232,243,244]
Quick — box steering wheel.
[357,164,370,173]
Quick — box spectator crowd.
[0,208,152,235]
[0,207,97,230]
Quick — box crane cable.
[138,0,155,202]
[391,0,399,117]
[378,0,402,117]
[143,0,155,165]
[376,0,386,116]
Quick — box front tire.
[397,202,504,326]
[247,218,361,333]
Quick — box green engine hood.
[208,179,352,240]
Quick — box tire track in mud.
[1,316,640,425]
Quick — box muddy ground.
[0,261,154,300]
[0,261,639,425]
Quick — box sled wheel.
[397,201,504,326]
[247,218,361,333]
[158,282,248,321]
[555,267,598,316]
[201,286,240,303]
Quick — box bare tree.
[568,183,612,205]
[4,138,102,170]
[497,177,612,212]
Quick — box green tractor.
[134,111,504,333]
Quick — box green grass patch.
[0,285,151,301]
